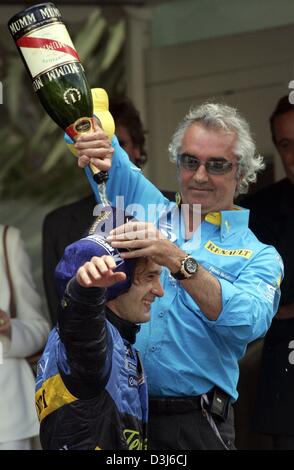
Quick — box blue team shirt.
[81,135,283,401]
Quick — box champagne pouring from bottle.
[8,2,114,206]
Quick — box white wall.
[152,0,294,46]
[145,25,293,191]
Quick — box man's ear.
[132,277,141,286]
[132,258,147,285]
[132,267,143,286]
[176,164,182,183]
[234,173,244,197]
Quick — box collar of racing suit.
[105,306,140,344]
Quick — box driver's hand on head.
[76,255,126,289]
[74,120,114,171]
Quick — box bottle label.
[32,62,84,92]
[66,117,95,141]
[16,22,79,78]
[8,3,62,39]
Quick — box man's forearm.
[109,232,223,321]
[181,265,222,320]
[164,246,222,321]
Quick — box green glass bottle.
[8,2,93,141]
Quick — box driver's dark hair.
[110,96,147,166]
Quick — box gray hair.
[168,102,264,195]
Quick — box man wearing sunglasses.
[73,103,283,450]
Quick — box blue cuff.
[64,132,73,144]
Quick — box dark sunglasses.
[177,154,233,175]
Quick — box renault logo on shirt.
[205,241,253,259]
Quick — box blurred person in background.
[0,225,50,450]
[242,95,294,449]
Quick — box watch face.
[184,257,198,274]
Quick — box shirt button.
[150,346,157,352]
[158,312,164,318]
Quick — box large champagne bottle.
[8,2,108,185]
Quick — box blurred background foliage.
[0,7,126,309]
